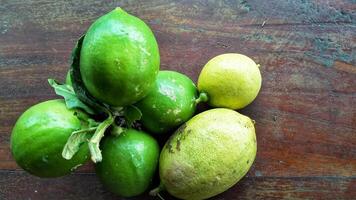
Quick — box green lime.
[135,70,198,134]
[96,129,160,197]
[155,108,257,200]
[80,8,160,106]
[198,53,262,109]
[10,99,89,178]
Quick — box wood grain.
[1,171,355,200]
[0,0,355,199]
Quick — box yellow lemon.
[198,53,262,109]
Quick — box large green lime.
[95,129,160,197]
[80,8,160,106]
[10,99,89,178]
[158,108,257,200]
[135,70,198,134]
[198,53,262,109]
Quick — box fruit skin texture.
[96,129,160,197]
[10,99,89,178]
[197,53,261,110]
[80,8,160,106]
[159,108,257,200]
[135,70,198,134]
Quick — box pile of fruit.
[10,8,262,200]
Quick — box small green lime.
[96,129,160,197]
[198,53,262,109]
[158,108,257,200]
[135,70,198,134]
[80,8,160,106]
[10,99,89,178]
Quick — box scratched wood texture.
[0,0,355,199]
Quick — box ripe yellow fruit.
[198,53,262,110]
[158,108,257,200]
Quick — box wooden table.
[1,0,355,199]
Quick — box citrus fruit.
[80,8,160,106]
[10,99,90,178]
[197,53,262,109]
[135,70,198,134]
[95,129,160,197]
[156,108,257,200]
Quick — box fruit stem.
[73,111,88,122]
[110,106,124,117]
[195,91,209,105]
[149,182,165,199]
[111,123,125,136]
[88,113,115,163]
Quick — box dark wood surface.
[0,0,355,199]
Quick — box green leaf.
[124,105,142,127]
[48,79,95,115]
[70,35,109,115]
[88,114,114,163]
[62,127,96,160]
